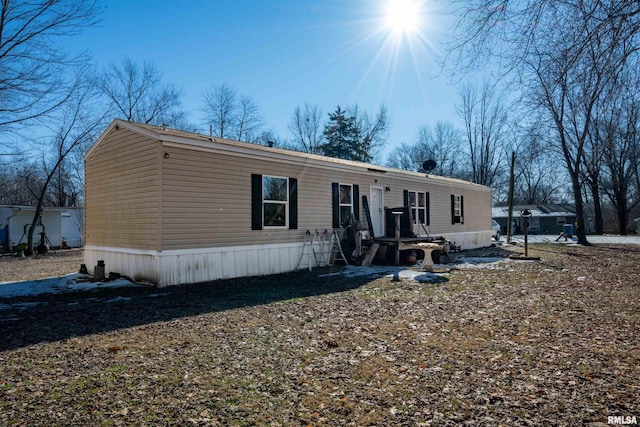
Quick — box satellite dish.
[422,159,437,171]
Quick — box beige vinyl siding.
[85,121,490,253]
[161,144,375,249]
[427,182,491,233]
[161,146,312,249]
[376,177,492,235]
[85,128,160,250]
[160,143,491,250]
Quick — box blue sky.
[63,0,462,159]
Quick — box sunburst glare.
[350,0,439,104]
[385,0,420,37]
[318,0,441,107]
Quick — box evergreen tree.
[320,106,364,161]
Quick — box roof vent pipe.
[267,140,274,148]
[209,124,213,137]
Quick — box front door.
[370,186,384,237]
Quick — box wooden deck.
[361,235,448,269]
[372,236,447,246]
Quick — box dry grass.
[0,249,83,283]
[1,243,639,426]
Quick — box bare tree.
[596,78,640,235]
[513,125,564,205]
[0,156,40,205]
[202,84,236,138]
[24,69,107,254]
[202,84,263,141]
[426,121,464,177]
[0,163,11,203]
[535,2,638,241]
[456,81,509,187]
[236,95,262,142]
[254,129,293,149]
[348,104,390,163]
[386,121,464,177]
[582,103,608,235]
[0,0,101,132]
[386,142,420,171]
[0,153,87,207]
[97,57,184,127]
[288,103,323,153]
[446,0,640,244]
[48,158,81,206]
[529,42,599,243]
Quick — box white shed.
[0,205,84,251]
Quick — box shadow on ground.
[448,243,517,260]
[0,245,522,352]
[0,264,440,351]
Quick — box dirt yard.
[0,248,83,283]
[1,243,638,426]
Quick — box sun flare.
[384,0,421,36]
[334,0,438,106]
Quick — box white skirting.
[84,242,316,287]
[85,231,492,287]
[437,231,493,250]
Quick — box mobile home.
[84,119,492,286]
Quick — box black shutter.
[353,185,360,221]
[451,194,456,224]
[332,183,339,229]
[288,178,298,229]
[404,189,413,226]
[460,195,464,224]
[251,174,263,230]
[426,192,430,226]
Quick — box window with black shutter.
[332,182,359,228]
[404,190,429,225]
[251,174,298,230]
[451,194,464,224]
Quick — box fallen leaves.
[1,244,639,425]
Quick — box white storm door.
[370,186,384,237]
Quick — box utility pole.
[506,151,515,243]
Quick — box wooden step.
[360,243,380,266]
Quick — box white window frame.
[407,190,427,225]
[262,175,288,228]
[453,195,462,218]
[339,183,353,227]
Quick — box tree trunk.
[26,157,62,254]
[593,196,603,235]
[616,193,628,235]
[26,199,45,256]
[570,173,589,245]
[589,182,604,234]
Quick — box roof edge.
[86,119,491,191]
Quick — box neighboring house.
[492,204,578,235]
[84,119,493,286]
[0,205,84,251]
